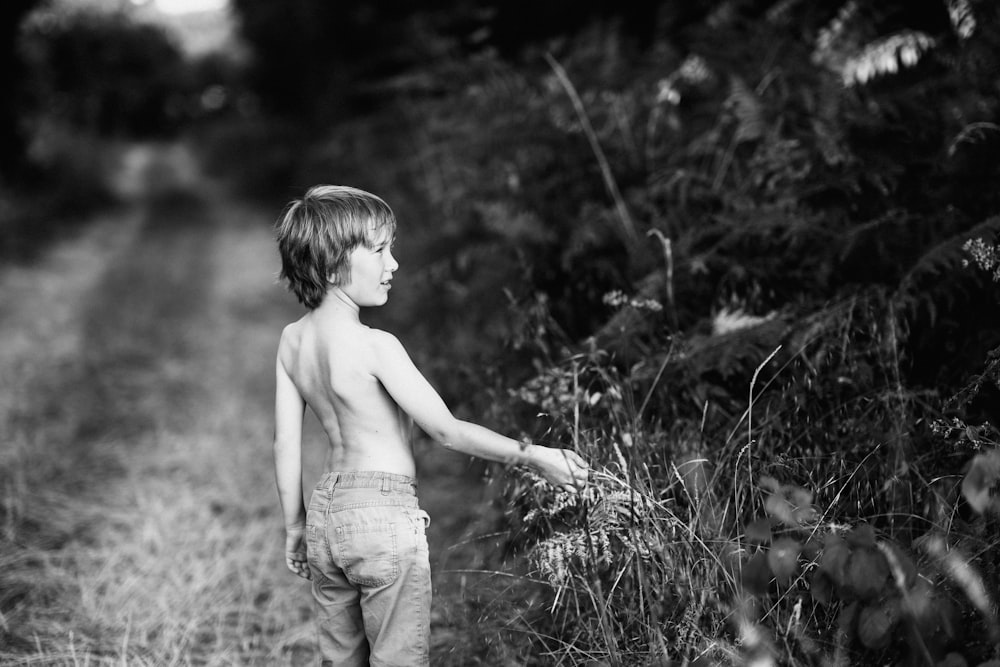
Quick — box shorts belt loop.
[381,476,390,496]
[330,472,340,491]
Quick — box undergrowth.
[322,1,1000,664]
[494,294,1000,665]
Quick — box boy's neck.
[314,288,361,323]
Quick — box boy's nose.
[387,251,399,271]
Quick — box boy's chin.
[362,295,389,308]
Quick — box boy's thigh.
[330,502,432,662]
[363,550,432,665]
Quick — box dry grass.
[0,156,321,664]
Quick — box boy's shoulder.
[353,327,408,365]
[276,317,401,354]
[362,326,404,357]
[277,317,306,347]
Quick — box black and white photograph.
[2,1,999,665]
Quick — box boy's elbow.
[427,420,463,448]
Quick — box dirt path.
[1,143,524,665]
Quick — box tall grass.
[488,302,1000,666]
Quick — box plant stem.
[544,53,638,248]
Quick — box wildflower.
[711,307,776,336]
[603,290,663,312]
[962,238,1000,282]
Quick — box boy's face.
[340,228,398,308]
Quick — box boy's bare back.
[278,313,417,477]
[271,184,589,591]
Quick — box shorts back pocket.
[337,522,399,587]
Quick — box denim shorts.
[306,471,431,667]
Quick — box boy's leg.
[307,475,370,667]
[310,569,370,666]
[358,507,432,666]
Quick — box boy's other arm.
[273,353,310,579]
[371,331,589,490]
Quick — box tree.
[21,9,187,138]
[0,0,46,184]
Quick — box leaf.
[937,654,969,667]
[838,600,859,636]
[801,536,822,562]
[742,550,773,596]
[906,577,938,629]
[810,570,834,605]
[857,598,901,649]
[961,449,1000,514]
[767,537,802,585]
[908,578,959,644]
[946,0,976,39]
[820,534,850,586]
[764,492,796,526]
[745,517,773,545]
[726,76,764,143]
[789,487,814,509]
[761,481,817,527]
[846,523,876,548]
[792,504,819,525]
[846,548,890,599]
[759,475,781,493]
[841,31,936,87]
[880,541,917,588]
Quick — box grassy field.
[0,144,529,665]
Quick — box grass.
[494,336,1000,666]
[0,160,319,664]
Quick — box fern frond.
[946,0,976,40]
[766,0,804,25]
[947,122,1000,157]
[893,216,1000,325]
[841,31,937,87]
[812,1,860,67]
[811,118,851,166]
[726,76,765,144]
[838,209,910,264]
[706,0,738,29]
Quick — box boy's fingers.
[287,558,312,580]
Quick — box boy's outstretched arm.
[273,354,311,580]
[371,331,589,491]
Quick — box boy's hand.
[530,446,590,492]
[284,524,311,580]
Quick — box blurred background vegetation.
[3,0,1000,664]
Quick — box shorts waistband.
[317,470,418,495]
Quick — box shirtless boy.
[271,185,589,666]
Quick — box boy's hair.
[275,185,396,310]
